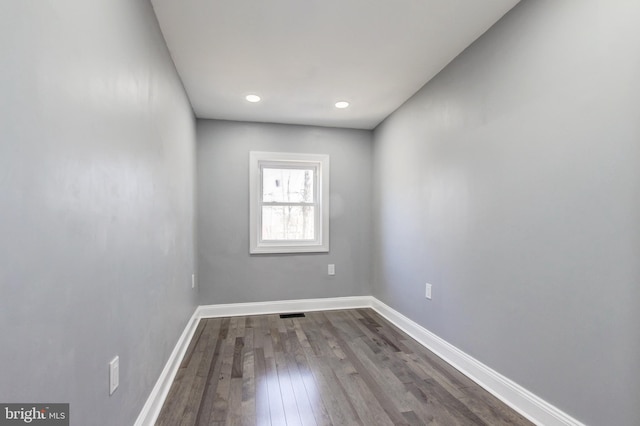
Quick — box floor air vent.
[279,313,306,319]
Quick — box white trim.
[369,298,587,426]
[197,296,373,318]
[136,296,586,426]
[134,310,201,426]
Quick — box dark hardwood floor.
[156,309,533,425]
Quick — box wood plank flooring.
[156,309,533,425]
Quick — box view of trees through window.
[261,167,315,241]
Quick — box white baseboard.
[134,310,201,426]
[196,295,373,318]
[370,298,586,426]
[135,296,585,426]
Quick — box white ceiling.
[151,0,520,130]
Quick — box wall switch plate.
[192,273,195,289]
[328,264,335,276]
[425,283,432,300]
[109,356,119,395]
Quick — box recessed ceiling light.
[335,101,350,109]
[245,94,261,103]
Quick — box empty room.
[1,0,638,425]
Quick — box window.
[250,151,329,254]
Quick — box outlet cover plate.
[109,356,119,395]
[328,264,335,276]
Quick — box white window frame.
[249,151,330,254]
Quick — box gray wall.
[0,1,196,425]
[372,1,640,425]
[197,120,372,304]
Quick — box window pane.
[262,168,314,203]
[262,206,315,240]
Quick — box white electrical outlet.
[425,283,432,300]
[191,273,195,289]
[328,264,335,276]
[109,356,119,395]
